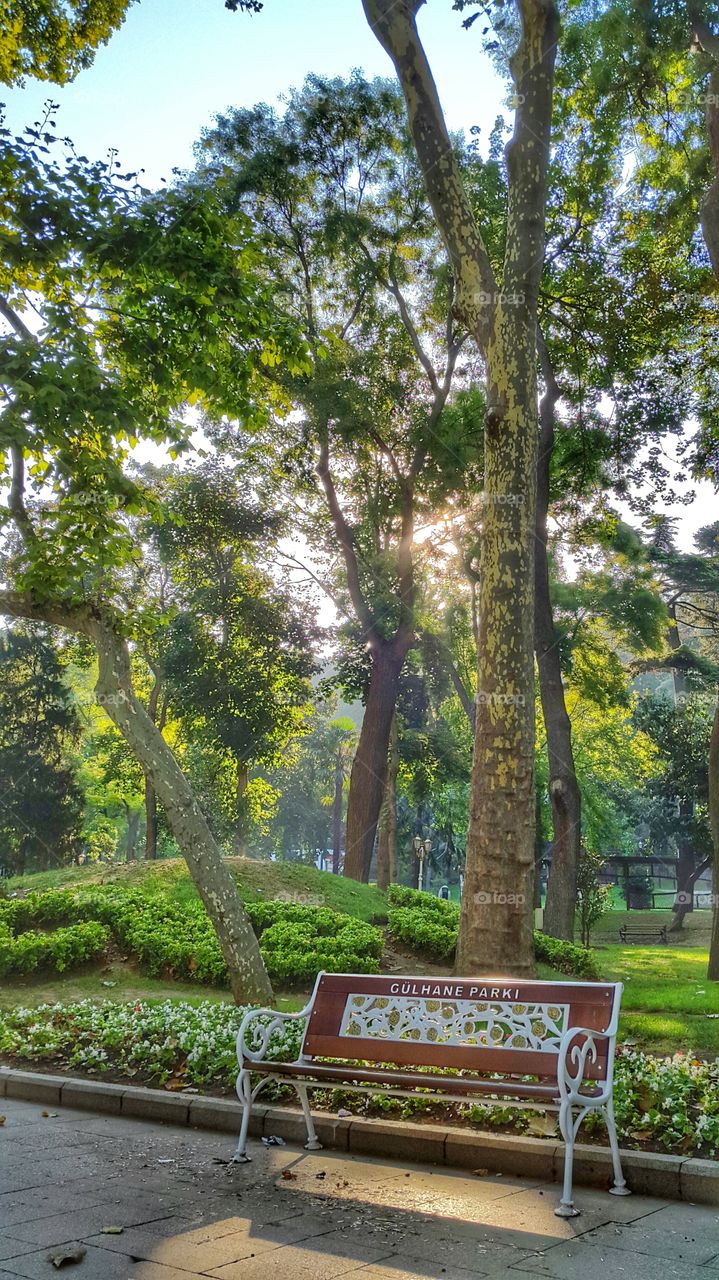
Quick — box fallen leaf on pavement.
[101,1227,124,1235]
[48,1246,87,1268]
[281,1169,297,1181]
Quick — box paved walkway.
[0,1096,718,1279]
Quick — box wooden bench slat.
[245,1059,602,1100]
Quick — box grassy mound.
[6,858,387,924]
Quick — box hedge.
[386,884,599,979]
[0,886,383,987]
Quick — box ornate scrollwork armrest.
[236,1003,312,1065]
[556,1025,609,1101]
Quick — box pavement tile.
[506,1238,718,1279]
[207,1242,376,1279]
[636,1202,719,1231]
[356,1260,495,1280]
[5,1203,176,1248]
[0,1238,40,1264]
[0,1243,209,1280]
[582,1220,719,1265]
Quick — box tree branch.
[316,433,379,642]
[361,0,497,346]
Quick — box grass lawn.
[0,961,306,1014]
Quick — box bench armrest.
[236,1001,314,1066]
[556,1023,617,1101]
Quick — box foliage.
[0,0,135,85]
[576,846,614,947]
[0,920,108,976]
[0,884,382,988]
[532,932,600,981]
[0,625,84,873]
[386,885,599,978]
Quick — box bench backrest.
[301,973,621,1081]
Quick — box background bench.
[235,971,628,1218]
[619,924,668,944]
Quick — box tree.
[0,119,308,1002]
[257,708,356,865]
[0,625,83,872]
[361,0,558,973]
[0,0,264,86]
[198,73,471,883]
[147,463,315,855]
[576,846,613,948]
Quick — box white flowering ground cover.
[0,1000,717,1158]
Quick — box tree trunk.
[234,758,249,858]
[376,713,398,891]
[666,607,696,931]
[144,777,158,860]
[332,748,343,875]
[92,627,271,1002]
[535,342,581,941]
[344,643,405,882]
[671,803,697,931]
[707,695,719,980]
[363,0,558,975]
[144,676,165,861]
[125,806,140,862]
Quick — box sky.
[2,0,716,549]
[1,0,503,186]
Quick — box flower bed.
[1,999,716,1157]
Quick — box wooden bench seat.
[234,971,628,1219]
[619,925,668,944]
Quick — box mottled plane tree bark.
[362,0,559,973]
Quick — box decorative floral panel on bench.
[338,993,569,1052]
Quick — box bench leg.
[233,1068,253,1163]
[294,1083,322,1151]
[604,1098,631,1197]
[555,1100,580,1218]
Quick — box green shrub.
[0,921,109,977]
[0,885,383,989]
[533,932,600,980]
[387,907,457,962]
[386,883,599,979]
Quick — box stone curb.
[1,1066,716,1205]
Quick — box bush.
[386,883,599,979]
[0,885,383,989]
[0,921,109,977]
[533,931,600,980]
[387,907,457,962]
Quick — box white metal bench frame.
[234,971,629,1218]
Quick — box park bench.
[619,924,668,945]
[234,972,628,1218]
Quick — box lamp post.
[423,836,432,892]
[414,835,432,891]
[413,835,423,891]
